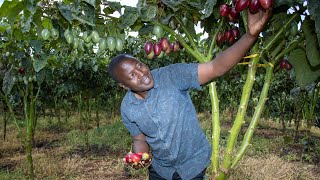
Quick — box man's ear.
[118,83,129,90]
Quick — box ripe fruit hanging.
[279,59,292,70]
[259,0,272,10]
[153,43,162,56]
[249,0,261,14]
[235,0,250,12]
[160,37,170,51]
[144,41,153,55]
[219,4,230,17]
[18,67,25,74]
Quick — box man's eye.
[129,74,134,78]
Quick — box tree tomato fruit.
[82,31,92,43]
[107,36,116,51]
[41,29,50,40]
[279,59,288,69]
[235,0,250,12]
[216,32,225,44]
[141,153,150,160]
[182,17,188,26]
[259,0,272,10]
[65,34,73,44]
[169,20,176,30]
[219,4,230,17]
[116,38,124,52]
[131,153,141,163]
[99,38,107,51]
[146,50,155,59]
[153,25,163,39]
[286,62,293,70]
[249,0,261,14]
[153,43,162,56]
[50,28,59,40]
[228,8,238,22]
[231,27,240,39]
[72,38,79,49]
[18,67,25,74]
[224,30,232,41]
[144,41,153,55]
[160,37,170,51]
[157,51,164,58]
[91,30,100,43]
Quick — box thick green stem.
[174,17,199,51]
[231,65,273,168]
[221,43,259,174]
[24,83,35,179]
[209,82,220,177]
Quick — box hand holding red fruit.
[247,7,271,37]
[123,152,152,169]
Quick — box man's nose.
[136,69,144,79]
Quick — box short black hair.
[108,54,135,83]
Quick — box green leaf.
[289,48,320,88]
[201,0,217,19]
[140,5,157,21]
[2,68,14,95]
[308,0,320,50]
[26,0,37,14]
[33,55,48,73]
[161,0,185,12]
[58,3,74,23]
[0,0,20,18]
[30,40,42,53]
[302,18,320,67]
[6,1,25,26]
[0,22,10,33]
[122,6,139,28]
[82,0,95,7]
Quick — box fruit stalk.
[206,19,225,62]
[156,23,204,62]
[263,13,299,52]
[231,64,273,168]
[209,82,220,176]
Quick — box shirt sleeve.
[165,63,201,91]
[121,109,142,137]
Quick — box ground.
[0,113,320,179]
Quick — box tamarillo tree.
[117,0,320,179]
[1,0,320,179]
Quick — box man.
[108,9,271,180]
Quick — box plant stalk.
[231,64,273,168]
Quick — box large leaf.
[58,3,74,23]
[33,54,48,73]
[289,49,320,88]
[201,0,217,19]
[308,0,320,50]
[2,68,14,95]
[122,6,139,28]
[0,22,10,33]
[140,5,157,22]
[302,18,320,67]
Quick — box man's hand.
[123,152,152,170]
[248,9,272,37]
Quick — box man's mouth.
[141,76,150,84]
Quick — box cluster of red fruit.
[144,38,181,59]
[279,59,293,70]
[123,152,151,166]
[217,27,240,45]
[219,0,273,21]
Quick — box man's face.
[116,58,154,93]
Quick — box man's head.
[108,54,154,94]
